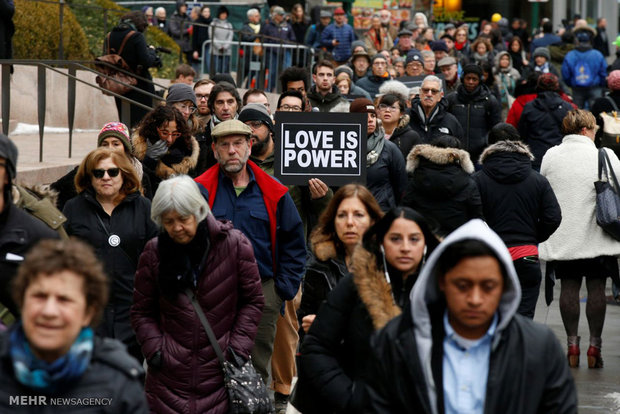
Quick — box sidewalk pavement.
[534,277,620,413]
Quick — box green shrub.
[69,0,180,79]
[13,0,91,60]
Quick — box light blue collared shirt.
[442,311,498,414]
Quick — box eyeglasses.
[92,168,120,179]
[378,103,400,112]
[420,87,441,95]
[196,94,209,101]
[279,105,302,111]
[406,62,423,68]
[246,121,265,129]
[157,128,181,139]
[173,103,196,114]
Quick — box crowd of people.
[3,4,620,414]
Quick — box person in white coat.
[210,5,233,74]
[540,109,620,369]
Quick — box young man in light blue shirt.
[366,219,577,414]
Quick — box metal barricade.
[200,39,314,93]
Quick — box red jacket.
[131,215,264,414]
[507,93,576,128]
[195,160,288,275]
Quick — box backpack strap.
[605,95,619,112]
[117,30,136,55]
[105,32,112,54]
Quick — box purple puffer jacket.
[131,214,264,414]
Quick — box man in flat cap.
[195,120,306,385]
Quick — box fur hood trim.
[132,133,200,179]
[406,144,474,174]
[395,114,411,131]
[311,237,339,262]
[479,140,535,164]
[351,245,401,330]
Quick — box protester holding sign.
[350,98,407,211]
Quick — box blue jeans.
[572,86,603,110]
[213,55,230,74]
[266,50,291,93]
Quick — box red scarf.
[455,40,467,51]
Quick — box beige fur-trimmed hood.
[406,144,475,174]
[479,140,535,164]
[311,236,339,262]
[132,132,200,179]
[350,245,401,330]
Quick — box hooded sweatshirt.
[408,219,575,414]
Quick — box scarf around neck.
[10,323,94,393]
[367,128,385,166]
[534,62,550,73]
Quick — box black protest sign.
[274,112,367,186]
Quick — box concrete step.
[12,131,98,186]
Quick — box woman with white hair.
[131,175,264,413]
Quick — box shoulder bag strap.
[599,148,606,181]
[602,149,620,191]
[185,288,227,366]
[605,96,619,112]
[117,30,136,55]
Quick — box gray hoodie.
[409,219,522,414]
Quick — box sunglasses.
[92,168,120,179]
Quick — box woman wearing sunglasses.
[63,147,158,363]
[51,121,153,210]
[132,105,199,192]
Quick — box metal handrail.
[0,60,166,162]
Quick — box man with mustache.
[408,75,464,143]
[195,120,306,388]
[239,103,331,411]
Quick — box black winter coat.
[402,144,483,237]
[192,15,212,56]
[0,204,59,316]
[387,114,423,159]
[0,331,149,413]
[473,140,561,247]
[367,136,408,211]
[298,240,348,325]
[366,303,578,414]
[0,0,14,59]
[408,98,464,144]
[518,91,573,171]
[445,84,502,162]
[297,246,411,414]
[63,190,157,345]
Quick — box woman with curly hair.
[132,105,199,192]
